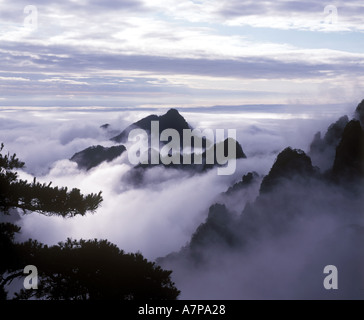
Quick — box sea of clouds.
[0,105,354,259]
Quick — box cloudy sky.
[0,0,363,110]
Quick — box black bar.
[1,300,361,319]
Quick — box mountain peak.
[111,108,190,143]
[260,147,315,194]
[165,108,180,115]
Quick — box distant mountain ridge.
[70,108,246,172]
[159,100,364,293]
[70,145,126,171]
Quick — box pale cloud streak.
[0,0,363,107]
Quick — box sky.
[0,0,363,110]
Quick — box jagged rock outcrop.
[70,145,126,170]
[332,120,364,179]
[188,204,240,263]
[354,99,364,127]
[225,172,259,195]
[309,115,349,170]
[260,147,316,194]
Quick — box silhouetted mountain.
[71,109,247,174]
[159,102,364,300]
[355,99,364,126]
[162,148,321,266]
[188,204,239,261]
[70,145,126,170]
[260,147,316,194]
[310,115,349,153]
[309,115,349,170]
[136,137,246,172]
[161,132,363,264]
[187,121,364,253]
[111,108,191,143]
[202,138,246,167]
[225,172,259,195]
[332,120,364,179]
[100,124,110,130]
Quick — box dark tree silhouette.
[0,143,102,217]
[12,239,180,300]
[0,142,102,298]
[0,143,179,300]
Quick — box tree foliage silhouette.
[0,143,179,300]
[12,239,180,300]
[0,143,102,217]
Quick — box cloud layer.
[0,106,353,261]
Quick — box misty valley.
[1,101,364,300]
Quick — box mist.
[1,104,362,299]
[161,174,364,299]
